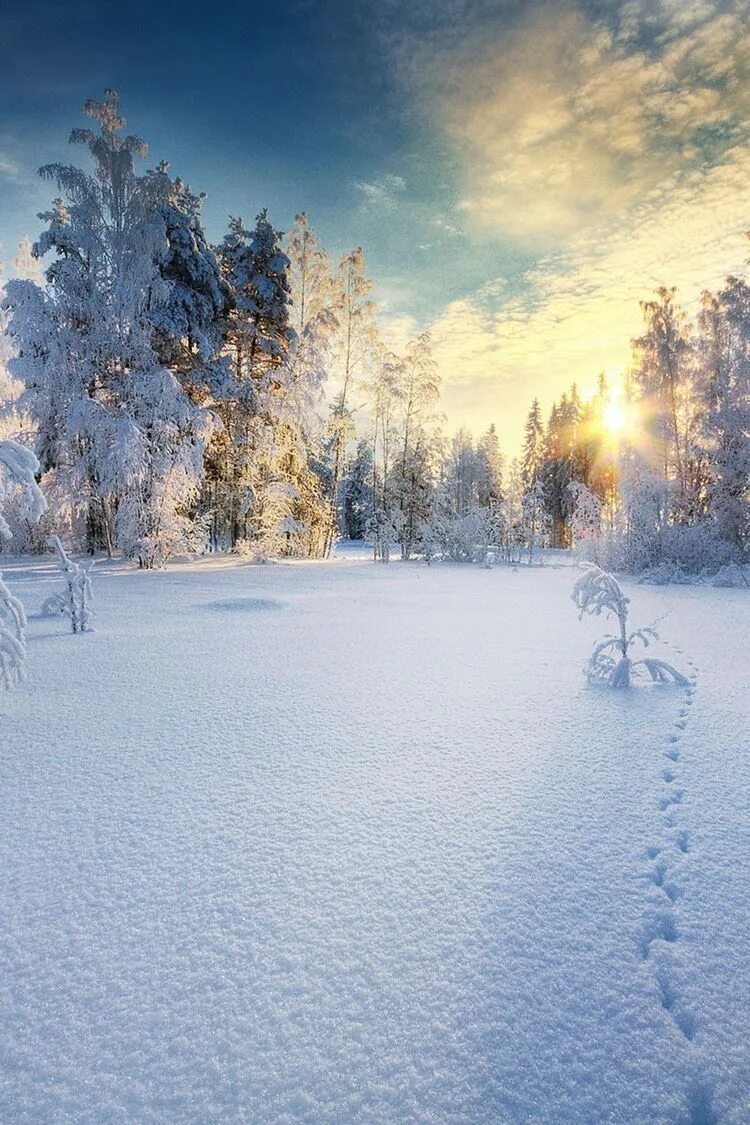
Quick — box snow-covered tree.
[632,287,696,515]
[521,477,548,564]
[210,210,294,552]
[368,349,403,562]
[392,333,440,559]
[324,248,379,555]
[343,439,373,540]
[497,457,525,564]
[0,442,46,546]
[280,213,339,555]
[145,163,230,400]
[3,91,213,567]
[476,424,504,509]
[1,238,44,442]
[521,399,545,489]
[568,480,603,560]
[697,279,750,554]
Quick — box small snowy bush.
[637,560,694,586]
[0,440,46,686]
[711,562,750,588]
[571,563,688,688]
[42,536,94,633]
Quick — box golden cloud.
[412,0,750,240]
[388,0,750,450]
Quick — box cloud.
[403,0,750,242]
[355,173,407,209]
[0,157,21,181]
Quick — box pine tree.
[212,210,293,550]
[145,163,230,399]
[521,399,544,489]
[342,439,374,541]
[476,424,504,509]
[520,399,546,555]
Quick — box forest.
[1,91,748,579]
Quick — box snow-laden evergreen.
[3,93,214,567]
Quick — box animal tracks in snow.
[640,657,708,1111]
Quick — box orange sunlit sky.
[2,0,750,449]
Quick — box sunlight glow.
[603,396,627,436]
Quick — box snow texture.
[1,552,748,1122]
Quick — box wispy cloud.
[407,0,750,241]
[355,173,407,210]
[0,156,22,181]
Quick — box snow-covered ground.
[1,551,748,1123]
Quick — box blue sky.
[3,0,750,447]
[0,0,519,318]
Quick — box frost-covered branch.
[0,441,46,542]
[0,575,27,688]
[42,536,94,633]
[0,440,46,687]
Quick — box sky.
[2,0,750,451]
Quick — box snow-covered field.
[1,550,748,1123]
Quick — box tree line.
[1,92,748,574]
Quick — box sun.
[602,396,627,436]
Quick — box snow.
[1,553,748,1122]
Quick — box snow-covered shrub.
[571,563,688,688]
[711,562,750,588]
[637,561,694,586]
[0,440,46,686]
[42,536,93,633]
[659,523,738,574]
[0,574,27,688]
[421,506,489,564]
